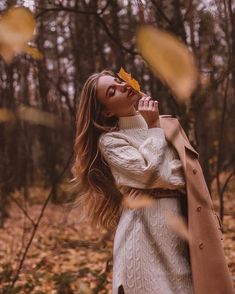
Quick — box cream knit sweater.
[98,113,194,294]
[98,112,186,194]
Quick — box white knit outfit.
[98,112,194,294]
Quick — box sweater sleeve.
[98,128,185,189]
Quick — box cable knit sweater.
[98,112,194,294]
[98,112,186,194]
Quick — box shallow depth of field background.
[0,0,234,293]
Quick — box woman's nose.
[118,83,129,93]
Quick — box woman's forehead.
[97,75,115,100]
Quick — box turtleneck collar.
[118,111,148,130]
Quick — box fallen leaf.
[77,279,93,294]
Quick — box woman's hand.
[137,95,161,128]
[122,188,155,209]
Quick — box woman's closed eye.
[108,78,125,97]
[109,87,116,97]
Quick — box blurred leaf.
[0,108,16,122]
[0,6,40,63]
[24,45,43,60]
[17,106,59,127]
[165,211,193,242]
[0,106,59,128]
[136,25,199,101]
[122,193,155,209]
[77,280,93,294]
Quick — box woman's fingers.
[149,100,154,110]
[129,188,140,198]
[138,95,158,111]
[154,101,158,111]
[143,96,151,108]
[138,95,150,110]
[123,188,155,209]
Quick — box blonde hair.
[70,70,124,231]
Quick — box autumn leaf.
[0,106,59,128]
[0,108,15,122]
[117,67,144,94]
[165,211,193,242]
[122,194,155,209]
[24,45,43,60]
[17,106,59,127]
[136,25,199,101]
[0,6,42,63]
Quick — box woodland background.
[0,0,234,293]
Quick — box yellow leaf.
[136,25,199,101]
[0,43,15,63]
[117,67,132,83]
[117,67,143,93]
[17,106,59,127]
[24,45,43,60]
[0,108,15,122]
[122,194,155,209]
[131,79,141,92]
[0,106,59,128]
[0,6,38,63]
[165,211,193,242]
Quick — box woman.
[71,70,234,294]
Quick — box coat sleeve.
[98,128,185,189]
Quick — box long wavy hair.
[70,70,124,231]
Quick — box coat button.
[192,168,197,174]
[196,206,201,212]
[199,242,204,249]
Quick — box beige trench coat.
[159,115,234,294]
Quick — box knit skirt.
[112,194,194,294]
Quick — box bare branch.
[35,4,138,56]
[9,194,35,227]
[10,152,73,290]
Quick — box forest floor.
[0,177,234,293]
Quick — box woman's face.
[97,75,140,117]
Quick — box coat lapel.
[160,117,199,170]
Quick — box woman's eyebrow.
[114,77,122,83]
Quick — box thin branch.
[10,152,73,290]
[35,0,111,19]
[35,4,138,56]
[221,170,235,196]
[9,194,35,226]
[182,0,193,21]
[150,0,173,27]
[95,14,138,55]
[216,0,232,224]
